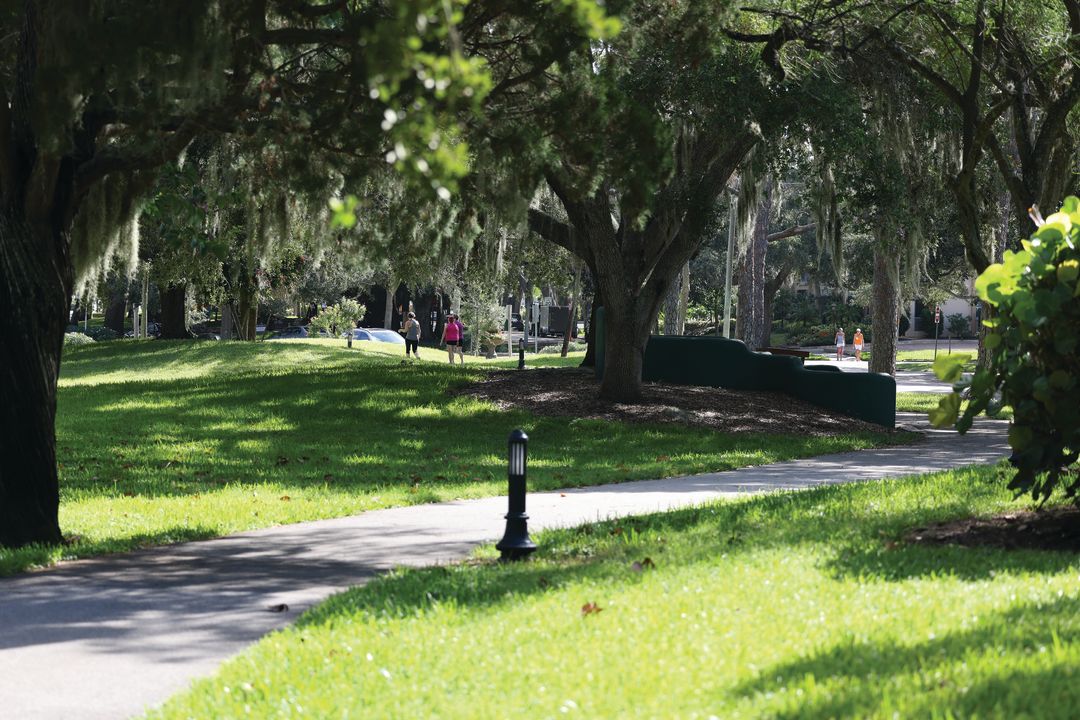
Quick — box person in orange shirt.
[853,328,865,361]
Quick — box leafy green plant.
[63,332,95,347]
[932,198,1080,501]
[946,312,970,338]
[85,326,120,342]
[309,297,366,337]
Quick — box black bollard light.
[495,429,537,560]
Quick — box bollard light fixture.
[496,429,536,560]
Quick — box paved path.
[804,360,960,394]
[0,415,1009,720]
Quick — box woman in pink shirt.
[441,312,464,365]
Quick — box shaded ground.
[455,367,891,436]
[906,505,1080,552]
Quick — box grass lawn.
[858,349,978,373]
[1,340,898,575]
[896,392,1013,421]
[149,462,1080,719]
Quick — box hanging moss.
[70,172,143,295]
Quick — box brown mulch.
[906,506,1080,553]
[453,367,894,436]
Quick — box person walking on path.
[442,312,464,364]
[852,328,865,362]
[835,327,845,361]
[402,312,421,360]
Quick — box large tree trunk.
[677,261,690,334]
[103,278,128,335]
[737,178,772,349]
[598,295,654,402]
[662,279,679,335]
[581,269,600,368]
[158,283,191,339]
[761,261,793,348]
[869,243,900,376]
[0,215,70,548]
[383,281,395,329]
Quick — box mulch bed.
[905,505,1080,553]
[453,367,894,436]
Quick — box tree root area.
[906,505,1080,553]
[455,367,893,437]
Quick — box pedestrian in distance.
[852,327,865,362]
[835,327,845,361]
[442,312,465,365]
[402,311,421,360]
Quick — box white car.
[352,328,406,345]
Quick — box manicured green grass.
[896,392,949,414]
[896,392,1013,421]
[0,341,898,575]
[150,462,1080,719]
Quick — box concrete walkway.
[804,360,957,393]
[0,415,1009,720]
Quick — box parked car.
[352,328,406,345]
[268,326,308,340]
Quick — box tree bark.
[158,283,192,339]
[597,295,654,402]
[738,178,772,349]
[761,260,793,348]
[103,284,128,335]
[677,261,690,335]
[581,269,600,368]
[0,215,69,548]
[869,243,900,376]
[383,281,395,329]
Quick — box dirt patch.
[453,367,895,436]
[906,505,1080,553]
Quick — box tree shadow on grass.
[732,595,1080,719]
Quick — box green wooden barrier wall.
[594,308,895,427]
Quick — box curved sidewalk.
[0,415,1009,720]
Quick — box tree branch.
[767,223,814,242]
[527,207,588,259]
[985,133,1030,219]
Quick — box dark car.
[268,326,309,340]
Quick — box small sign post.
[933,306,941,361]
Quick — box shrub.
[946,313,970,338]
[539,341,587,354]
[64,332,95,346]
[85,326,120,341]
[933,197,1080,501]
[310,297,365,337]
[787,324,836,347]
